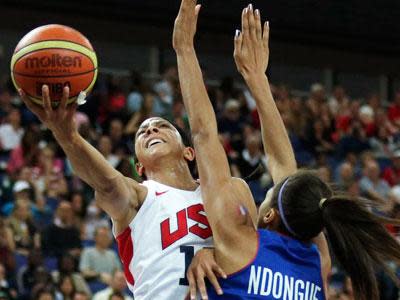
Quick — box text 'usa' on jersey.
[115,180,213,300]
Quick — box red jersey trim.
[116,226,135,286]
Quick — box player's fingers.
[205,267,223,296]
[187,270,197,300]
[60,86,69,109]
[212,263,227,279]
[194,4,201,27]
[233,30,243,57]
[241,7,249,39]
[255,9,262,40]
[66,102,78,121]
[42,85,53,113]
[248,4,257,41]
[195,270,208,300]
[263,21,270,48]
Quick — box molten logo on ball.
[25,54,82,69]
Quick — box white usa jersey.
[113,180,213,300]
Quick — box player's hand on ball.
[19,85,78,139]
[234,4,269,79]
[173,0,201,53]
[187,248,227,300]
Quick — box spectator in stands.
[124,92,155,136]
[109,292,124,300]
[72,291,89,300]
[32,145,67,199]
[154,65,178,108]
[69,192,86,234]
[219,99,248,151]
[41,201,81,258]
[7,199,39,255]
[0,263,17,300]
[230,131,270,203]
[359,105,377,137]
[92,271,132,300]
[82,201,110,241]
[328,86,349,116]
[317,166,332,183]
[369,126,398,158]
[108,119,127,155]
[79,226,121,285]
[359,159,391,208]
[97,136,120,168]
[17,249,44,298]
[335,162,355,190]
[382,150,400,186]
[52,253,91,297]
[0,218,15,275]
[126,71,146,114]
[0,108,24,153]
[388,90,400,129]
[306,83,326,118]
[7,128,41,177]
[31,282,56,300]
[56,274,76,300]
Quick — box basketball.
[10,24,98,106]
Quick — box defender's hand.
[19,85,78,139]
[234,4,269,79]
[173,0,201,54]
[187,248,227,300]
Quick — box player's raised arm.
[19,86,145,230]
[172,0,231,187]
[234,6,296,183]
[234,6,331,294]
[173,0,257,228]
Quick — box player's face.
[134,117,184,164]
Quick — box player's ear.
[183,147,195,162]
[263,208,277,226]
[136,162,145,176]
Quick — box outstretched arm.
[234,6,296,183]
[19,87,146,231]
[234,6,330,293]
[173,0,257,231]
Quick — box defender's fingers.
[205,268,223,295]
[248,4,257,41]
[212,264,227,279]
[241,7,249,38]
[263,21,270,48]
[179,0,196,13]
[195,270,208,300]
[187,270,197,300]
[42,85,53,113]
[255,9,262,40]
[60,86,70,109]
[234,30,243,55]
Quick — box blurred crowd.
[0,65,399,300]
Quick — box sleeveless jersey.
[113,180,213,300]
[207,229,325,300]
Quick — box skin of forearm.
[53,130,121,193]
[176,49,218,137]
[244,73,296,182]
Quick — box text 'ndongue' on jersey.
[112,180,213,300]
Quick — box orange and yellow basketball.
[10,24,98,106]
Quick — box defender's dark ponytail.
[274,171,400,300]
[321,195,400,300]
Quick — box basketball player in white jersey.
[18,92,218,297]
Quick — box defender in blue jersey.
[173,2,400,300]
